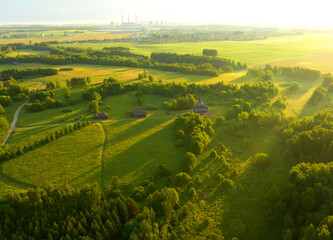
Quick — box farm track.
[3,100,29,144]
[1,102,214,190]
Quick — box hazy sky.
[1,0,333,27]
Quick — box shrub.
[189,187,197,198]
[222,179,234,188]
[217,174,224,182]
[252,153,269,169]
[175,172,192,187]
[155,164,172,177]
[0,105,5,115]
[210,149,218,159]
[182,152,197,173]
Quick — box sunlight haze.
[0,0,332,28]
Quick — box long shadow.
[101,118,185,185]
[0,164,37,189]
[299,94,332,117]
[8,125,61,144]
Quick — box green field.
[0,63,246,86]
[1,30,333,239]
[61,33,333,72]
[2,123,104,188]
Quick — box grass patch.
[2,123,105,188]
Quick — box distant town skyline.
[0,0,332,28]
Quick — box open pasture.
[0,63,246,87]
[61,33,333,70]
[2,123,105,188]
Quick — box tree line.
[0,121,90,162]
[0,44,246,77]
[0,67,58,81]
[248,65,321,81]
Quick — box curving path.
[0,103,214,191]
[2,100,29,144]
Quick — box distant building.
[41,33,45,37]
[94,112,109,119]
[132,110,147,118]
[191,99,209,113]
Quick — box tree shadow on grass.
[101,117,185,186]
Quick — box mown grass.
[2,123,105,188]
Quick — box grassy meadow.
[1,30,333,239]
[2,123,105,188]
[0,63,246,86]
[60,33,333,72]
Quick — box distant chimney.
[135,15,137,24]
[128,15,130,23]
[121,15,124,24]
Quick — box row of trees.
[0,45,246,77]
[0,67,58,81]
[0,121,90,162]
[66,77,91,88]
[27,89,73,112]
[151,52,247,72]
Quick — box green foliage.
[88,100,99,113]
[288,82,300,92]
[0,116,9,141]
[264,70,273,81]
[64,88,72,99]
[67,77,91,88]
[280,109,333,163]
[252,153,269,169]
[0,184,139,239]
[182,152,197,173]
[0,67,58,81]
[175,172,192,187]
[0,122,87,162]
[203,49,218,57]
[278,162,333,239]
[148,187,179,218]
[168,94,197,110]
[0,104,5,115]
[309,85,327,104]
[273,97,287,110]
[174,112,214,155]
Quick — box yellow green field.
[2,123,104,188]
[60,33,333,73]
